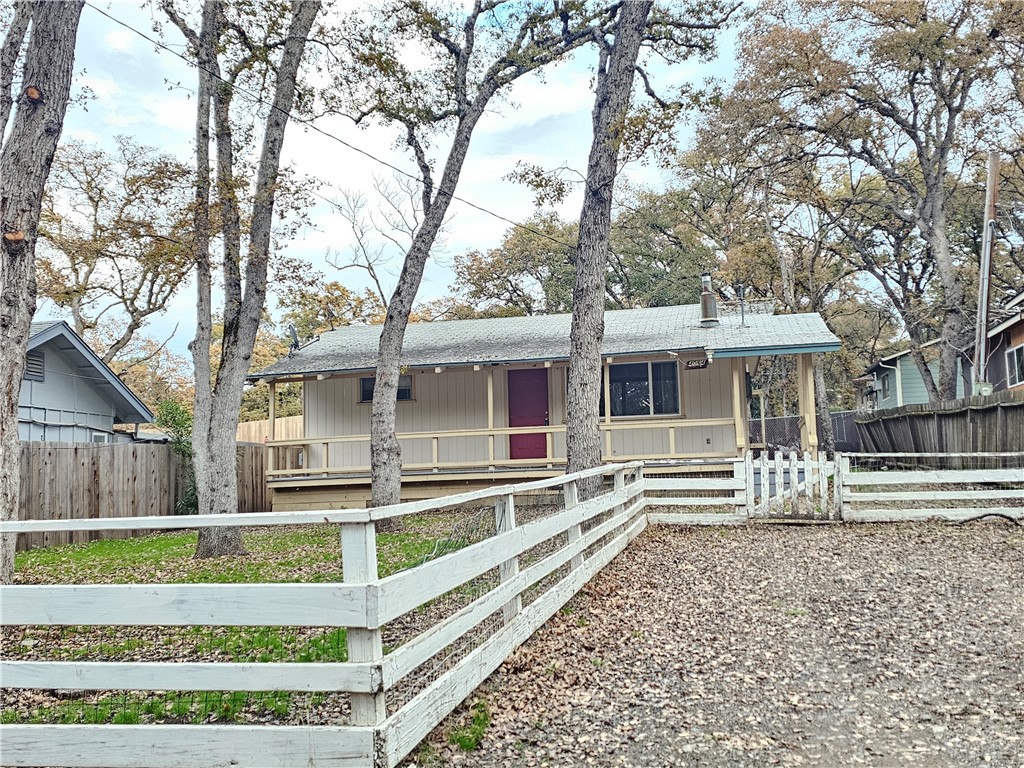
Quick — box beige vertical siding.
[677,358,736,454]
[304,357,743,468]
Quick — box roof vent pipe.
[699,273,719,327]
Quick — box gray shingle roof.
[252,303,841,380]
[29,320,61,337]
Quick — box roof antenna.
[325,306,337,331]
[737,282,746,326]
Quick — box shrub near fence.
[16,442,269,551]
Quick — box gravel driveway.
[411,522,1024,767]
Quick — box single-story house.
[860,340,967,410]
[251,301,840,510]
[19,320,153,443]
[980,291,1024,392]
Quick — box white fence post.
[818,453,828,512]
[613,467,626,520]
[340,521,386,727]
[832,452,844,520]
[760,451,770,514]
[789,450,799,507]
[743,453,755,518]
[494,493,522,624]
[563,479,582,570]
[774,452,784,508]
[803,450,814,505]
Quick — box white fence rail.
[3,453,1022,766]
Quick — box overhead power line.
[83,2,577,250]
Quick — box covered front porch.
[262,351,823,510]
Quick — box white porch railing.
[265,417,738,478]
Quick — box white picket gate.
[645,452,835,523]
[751,450,834,520]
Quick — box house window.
[90,432,109,444]
[360,374,413,403]
[880,373,890,400]
[600,361,679,417]
[24,350,44,382]
[1008,345,1024,387]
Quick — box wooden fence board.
[1,661,381,693]
[0,725,375,768]
[0,583,370,627]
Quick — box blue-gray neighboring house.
[861,340,967,409]
[19,321,153,443]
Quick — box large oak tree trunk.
[369,103,491,510]
[181,0,320,557]
[923,208,970,401]
[0,0,84,584]
[566,1,651,496]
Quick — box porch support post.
[487,368,495,468]
[731,358,748,456]
[267,381,276,474]
[797,353,819,458]
[602,359,612,459]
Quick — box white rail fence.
[836,452,1024,523]
[2,453,1022,767]
[1,462,646,768]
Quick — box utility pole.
[972,151,999,394]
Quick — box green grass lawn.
[3,515,471,727]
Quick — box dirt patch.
[411,522,1024,767]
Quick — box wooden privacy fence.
[856,389,1024,453]
[236,415,303,444]
[0,462,646,768]
[16,442,268,550]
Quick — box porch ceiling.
[252,303,840,381]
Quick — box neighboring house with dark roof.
[19,321,153,443]
[980,291,1024,393]
[251,301,840,510]
[860,340,967,410]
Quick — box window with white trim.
[880,372,890,399]
[599,361,679,417]
[1007,344,1024,387]
[360,374,413,403]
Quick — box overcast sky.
[49,1,739,354]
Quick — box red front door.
[508,369,549,459]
